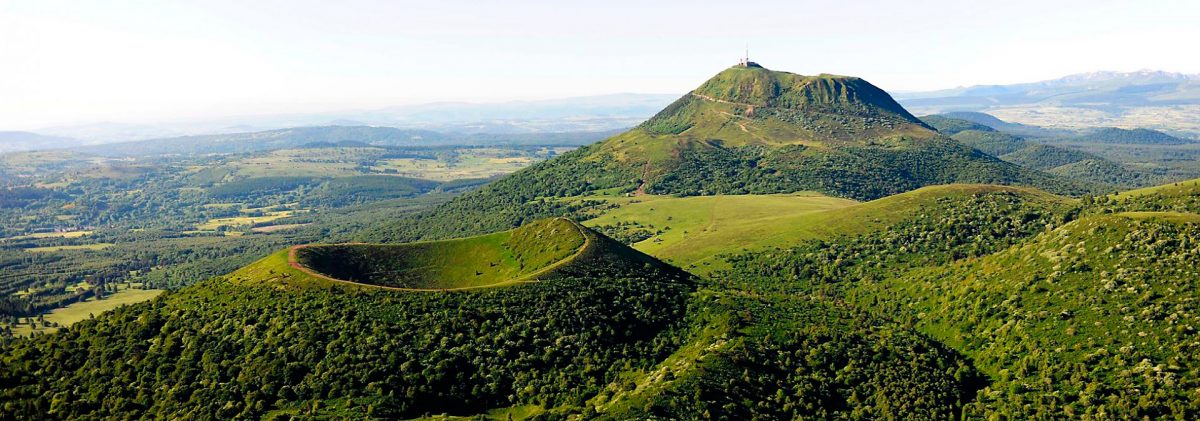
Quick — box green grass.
[582,184,1069,273]
[1112,177,1200,199]
[10,288,163,336]
[24,243,114,253]
[374,149,550,182]
[292,218,588,290]
[3,230,93,241]
[581,192,856,270]
[1115,210,1200,223]
[196,210,298,230]
[408,404,547,420]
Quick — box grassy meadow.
[581,184,1069,273]
[10,287,164,336]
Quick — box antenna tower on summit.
[738,44,758,67]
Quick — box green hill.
[710,179,1200,419]
[855,212,1200,418]
[241,218,690,291]
[597,65,1073,200]
[923,115,1160,187]
[10,179,1199,419]
[372,66,1088,242]
[294,218,588,289]
[0,219,696,419]
[1075,127,1193,145]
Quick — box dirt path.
[634,162,651,196]
[690,92,757,108]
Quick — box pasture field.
[581,184,1071,273]
[251,223,311,233]
[3,230,93,241]
[10,287,164,336]
[196,210,300,231]
[209,146,570,181]
[222,148,379,177]
[1112,177,1200,199]
[372,148,570,181]
[24,243,114,253]
[581,192,856,270]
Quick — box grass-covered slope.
[857,212,1200,419]
[260,218,691,291]
[296,218,587,289]
[712,179,1200,419]
[583,184,1069,273]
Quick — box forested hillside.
[370,66,1090,241]
[713,179,1200,419]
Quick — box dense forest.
[714,182,1200,419]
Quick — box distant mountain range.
[895,70,1200,108]
[10,70,1200,153]
[32,93,678,144]
[0,131,86,154]
[895,70,1200,136]
[71,126,621,157]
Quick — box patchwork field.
[372,147,572,181]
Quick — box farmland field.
[3,230,93,241]
[24,243,114,253]
[10,287,163,336]
[581,184,1069,272]
[196,210,300,231]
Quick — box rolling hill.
[922,114,1160,187]
[711,177,1200,419]
[855,210,1200,418]
[0,131,84,154]
[894,70,1200,136]
[7,177,1200,419]
[1070,127,1194,144]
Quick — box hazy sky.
[2,0,1198,129]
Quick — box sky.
[1,0,1198,129]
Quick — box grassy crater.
[294,218,586,289]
